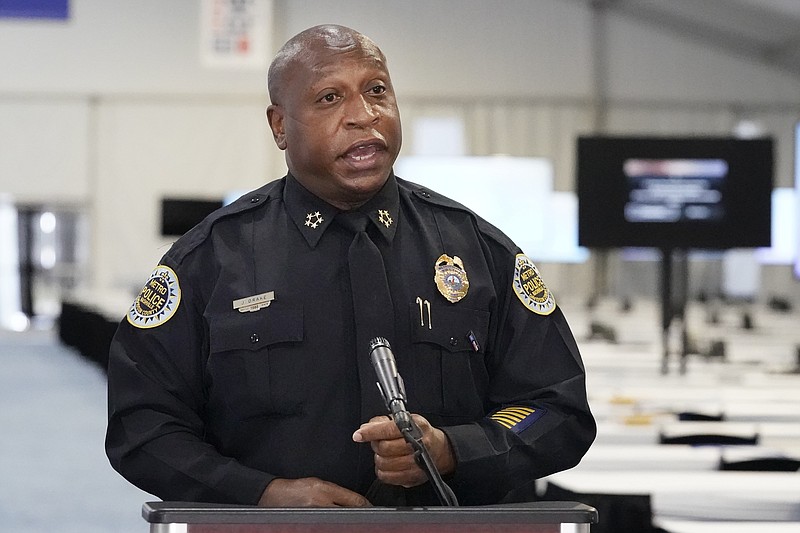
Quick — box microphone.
[369,337,408,416]
[368,336,459,506]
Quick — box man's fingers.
[352,412,453,489]
[352,417,401,443]
[374,456,428,488]
[329,485,372,507]
[259,477,372,507]
[370,435,412,457]
[374,451,416,472]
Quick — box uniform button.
[449,337,458,346]
[250,196,260,203]
[422,191,431,198]
[250,333,259,343]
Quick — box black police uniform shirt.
[105,173,596,506]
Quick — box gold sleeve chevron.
[488,406,543,434]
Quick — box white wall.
[92,97,272,290]
[0,0,798,303]
[0,99,92,203]
[0,1,267,95]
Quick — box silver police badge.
[434,254,469,303]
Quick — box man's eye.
[368,85,386,95]
[320,93,338,103]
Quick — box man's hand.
[352,414,456,487]
[258,477,371,507]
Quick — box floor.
[0,328,154,533]
[1,296,798,531]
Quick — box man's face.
[267,43,402,210]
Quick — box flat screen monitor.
[577,136,773,249]
[160,198,222,237]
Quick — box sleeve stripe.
[488,406,545,434]
[500,407,536,417]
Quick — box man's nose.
[345,94,379,128]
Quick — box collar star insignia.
[305,211,324,229]
[377,209,393,228]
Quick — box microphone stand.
[388,403,459,507]
[370,337,458,506]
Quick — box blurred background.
[1,1,799,532]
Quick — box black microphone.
[367,336,459,506]
[369,337,407,416]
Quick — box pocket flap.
[208,305,303,354]
[410,303,489,354]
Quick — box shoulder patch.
[512,254,556,315]
[127,265,181,329]
[489,406,545,434]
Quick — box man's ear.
[266,105,287,150]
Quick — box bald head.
[264,24,402,210]
[268,25,387,105]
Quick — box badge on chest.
[433,254,469,303]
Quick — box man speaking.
[106,24,596,507]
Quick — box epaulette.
[164,179,283,264]
[399,176,477,215]
[399,176,518,252]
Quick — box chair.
[718,457,800,472]
[676,411,725,422]
[659,433,759,446]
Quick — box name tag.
[233,291,275,313]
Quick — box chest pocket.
[206,305,304,419]
[407,302,490,422]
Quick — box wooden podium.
[143,501,598,533]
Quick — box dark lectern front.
[143,501,598,533]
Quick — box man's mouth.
[342,140,386,164]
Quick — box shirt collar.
[284,173,400,248]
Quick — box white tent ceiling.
[579,0,800,77]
